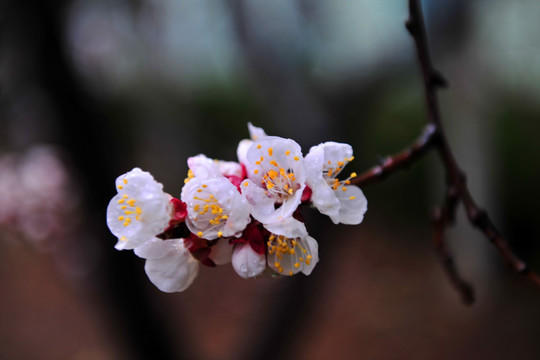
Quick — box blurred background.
[1,0,540,359]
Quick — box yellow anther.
[307,255,312,260]
[345,180,351,185]
[327,168,334,177]
[218,231,223,237]
[349,196,356,200]
[222,215,228,219]
[274,262,280,268]
[255,161,261,165]
[268,147,273,156]
[260,156,264,162]
[123,178,128,184]
[279,168,286,176]
[342,187,347,191]
[268,170,278,179]
[289,270,293,276]
[306,259,311,265]
[254,169,259,174]
[288,189,293,194]
[270,160,278,167]
[194,204,200,211]
[135,206,142,214]
[267,181,275,189]
[269,235,275,240]
[197,189,202,193]
[127,199,136,206]
[117,185,123,190]
[243,181,249,187]
[285,150,291,156]
[122,194,129,198]
[294,156,299,161]
[351,172,357,178]
[124,210,134,215]
[197,231,203,237]
[328,160,332,165]
[117,199,125,204]
[294,263,300,268]
[120,236,127,242]
[338,161,344,167]
[202,184,207,188]
[335,167,342,173]
[349,156,355,161]
[118,216,124,221]
[257,144,261,149]
[288,173,295,180]
[121,205,127,210]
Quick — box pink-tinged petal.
[333,185,368,225]
[218,161,243,178]
[143,239,199,293]
[232,243,267,279]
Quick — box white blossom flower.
[265,217,319,276]
[181,176,251,240]
[107,168,172,250]
[135,238,199,293]
[231,217,318,278]
[305,142,367,224]
[241,136,306,235]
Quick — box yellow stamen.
[218,231,223,237]
[257,144,261,149]
[285,150,291,156]
[294,156,299,161]
[349,196,356,200]
[268,147,273,156]
[197,231,203,237]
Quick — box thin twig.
[432,186,475,305]
[352,0,540,302]
[352,123,438,187]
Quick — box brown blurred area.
[1,0,540,359]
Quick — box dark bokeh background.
[1,1,540,359]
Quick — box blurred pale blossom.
[0,146,79,246]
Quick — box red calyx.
[231,221,268,255]
[184,233,216,267]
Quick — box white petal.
[134,237,173,259]
[263,217,307,239]
[144,239,199,292]
[218,161,243,178]
[231,243,267,279]
[247,122,267,140]
[208,238,233,265]
[107,168,171,250]
[301,236,319,275]
[187,154,222,178]
[332,185,368,225]
[237,139,253,166]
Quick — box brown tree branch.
[353,0,540,302]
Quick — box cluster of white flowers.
[106,124,368,292]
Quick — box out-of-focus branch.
[353,0,540,303]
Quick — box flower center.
[191,185,229,238]
[323,156,357,197]
[116,178,143,232]
[267,234,312,276]
[261,167,298,202]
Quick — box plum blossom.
[231,217,319,278]
[107,168,172,250]
[305,142,367,224]
[135,238,199,293]
[241,136,306,236]
[181,176,251,241]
